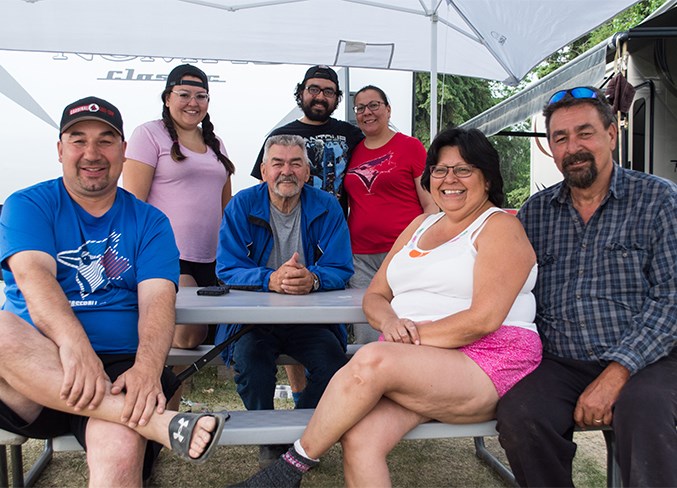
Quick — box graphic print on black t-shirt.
[251,119,364,200]
[307,134,350,196]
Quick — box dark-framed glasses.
[305,85,337,98]
[430,164,475,179]
[353,101,384,114]
[171,90,210,103]
[547,87,598,105]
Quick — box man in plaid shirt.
[496,86,676,487]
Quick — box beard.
[562,151,598,189]
[76,167,112,193]
[301,98,336,123]
[273,174,302,198]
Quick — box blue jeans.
[232,324,348,410]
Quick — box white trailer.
[0,52,413,203]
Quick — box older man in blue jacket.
[215,134,352,427]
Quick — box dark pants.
[496,350,677,487]
[232,324,347,410]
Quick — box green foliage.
[489,122,531,208]
[506,186,531,209]
[414,72,494,147]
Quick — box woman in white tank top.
[231,128,542,488]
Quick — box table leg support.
[473,436,517,487]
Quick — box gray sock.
[228,446,318,488]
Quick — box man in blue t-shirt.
[0,97,225,484]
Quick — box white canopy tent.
[1,0,641,139]
[461,0,677,136]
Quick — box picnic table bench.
[0,405,618,488]
[0,287,620,487]
[1,342,619,488]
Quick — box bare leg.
[169,274,209,410]
[172,274,209,349]
[86,419,146,487]
[284,364,306,399]
[300,341,499,459]
[342,396,426,488]
[230,341,499,488]
[0,311,216,463]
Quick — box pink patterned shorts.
[459,325,542,397]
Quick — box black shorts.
[0,354,180,480]
[179,260,218,287]
[179,259,219,344]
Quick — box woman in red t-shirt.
[344,85,438,342]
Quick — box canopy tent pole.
[430,7,439,142]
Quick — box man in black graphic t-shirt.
[251,65,363,201]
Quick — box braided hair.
[161,88,235,175]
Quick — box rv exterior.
[462,0,677,193]
[0,53,413,203]
[620,6,677,184]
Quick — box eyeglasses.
[429,164,475,179]
[171,90,210,103]
[547,87,598,105]
[353,101,385,114]
[305,85,337,98]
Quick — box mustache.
[311,100,329,110]
[276,175,299,185]
[562,151,595,169]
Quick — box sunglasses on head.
[547,87,599,105]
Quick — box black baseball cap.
[60,96,124,140]
[301,65,339,88]
[166,64,209,91]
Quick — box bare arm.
[7,250,108,410]
[365,213,536,348]
[221,176,233,212]
[110,278,176,427]
[122,159,155,202]
[414,176,438,214]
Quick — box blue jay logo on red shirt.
[347,152,397,193]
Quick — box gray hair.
[262,134,309,166]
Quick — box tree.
[491,122,531,208]
[412,0,668,209]
[413,74,530,208]
[413,73,494,147]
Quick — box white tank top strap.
[407,212,445,249]
[468,207,506,245]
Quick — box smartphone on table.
[196,285,230,296]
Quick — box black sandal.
[168,410,229,464]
